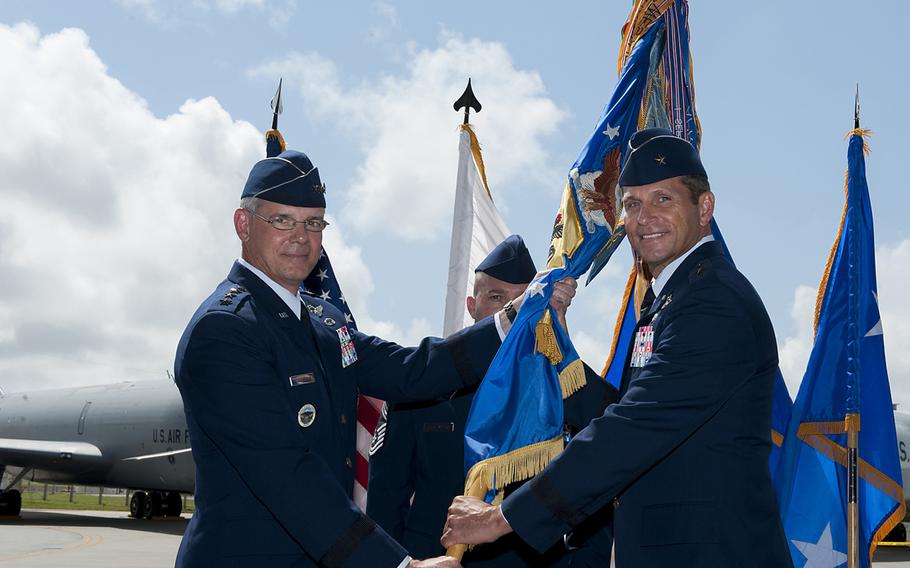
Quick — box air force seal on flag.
[338,325,358,368]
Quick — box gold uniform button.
[345,457,353,468]
[340,413,347,424]
[297,404,316,428]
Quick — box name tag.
[629,325,654,368]
[338,325,358,368]
[289,372,316,386]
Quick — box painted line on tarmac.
[0,526,102,563]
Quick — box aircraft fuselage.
[0,380,193,493]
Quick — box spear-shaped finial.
[453,78,482,125]
[854,83,860,129]
[271,77,284,131]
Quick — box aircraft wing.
[0,437,104,470]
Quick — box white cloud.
[115,0,167,24]
[250,33,566,240]
[776,239,910,405]
[0,23,420,392]
[322,216,433,346]
[368,1,399,43]
[877,239,910,406]
[212,0,265,13]
[778,285,817,397]
[116,0,295,27]
[0,23,261,390]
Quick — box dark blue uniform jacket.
[501,241,792,568]
[174,262,500,567]
[368,359,617,564]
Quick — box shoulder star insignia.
[319,290,331,301]
[316,269,329,281]
[345,313,353,323]
[339,295,346,305]
[603,123,620,140]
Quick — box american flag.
[302,249,377,510]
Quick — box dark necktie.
[640,286,656,316]
[299,301,317,341]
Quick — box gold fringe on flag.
[844,128,872,155]
[535,310,563,365]
[447,436,565,560]
[459,123,493,199]
[265,128,286,153]
[559,358,587,399]
[814,129,871,336]
[461,436,565,501]
[618,0,675,72]
[601,267,638,376]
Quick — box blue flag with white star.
[461,0,678,505]
[595,0,793,471]
[773,130,904,567]
[302,251,357,329]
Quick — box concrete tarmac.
[0,509,185,567]
[2,508,910,566]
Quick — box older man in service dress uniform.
[174,149,578,568]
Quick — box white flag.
[443,124,510,336]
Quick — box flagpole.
[271,78,282,130]
[846,84,861,568]
[446,78,484,560]
[453,78,481,125]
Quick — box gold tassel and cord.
[264,129,286,153]
[535,311,562,365]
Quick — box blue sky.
[0,1,908,404]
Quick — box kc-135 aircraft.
[0,380,193,518]
[1,380,909,527]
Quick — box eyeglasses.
[244,209,330,232]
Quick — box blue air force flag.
[774,130,904,567]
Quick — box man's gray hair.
[239,196,261,212]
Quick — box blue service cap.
[475,235,537,284]
[241,150,326,208]
[618,127,707,187]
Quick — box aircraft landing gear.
[130,490,183,519]
[0,465,28,517]
[129,491,145,518]
[0,489,22,517]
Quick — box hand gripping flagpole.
[846,84,861,568]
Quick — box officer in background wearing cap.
[367,235,617,566]
[174,150,579,568]
[442,128,792,567]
